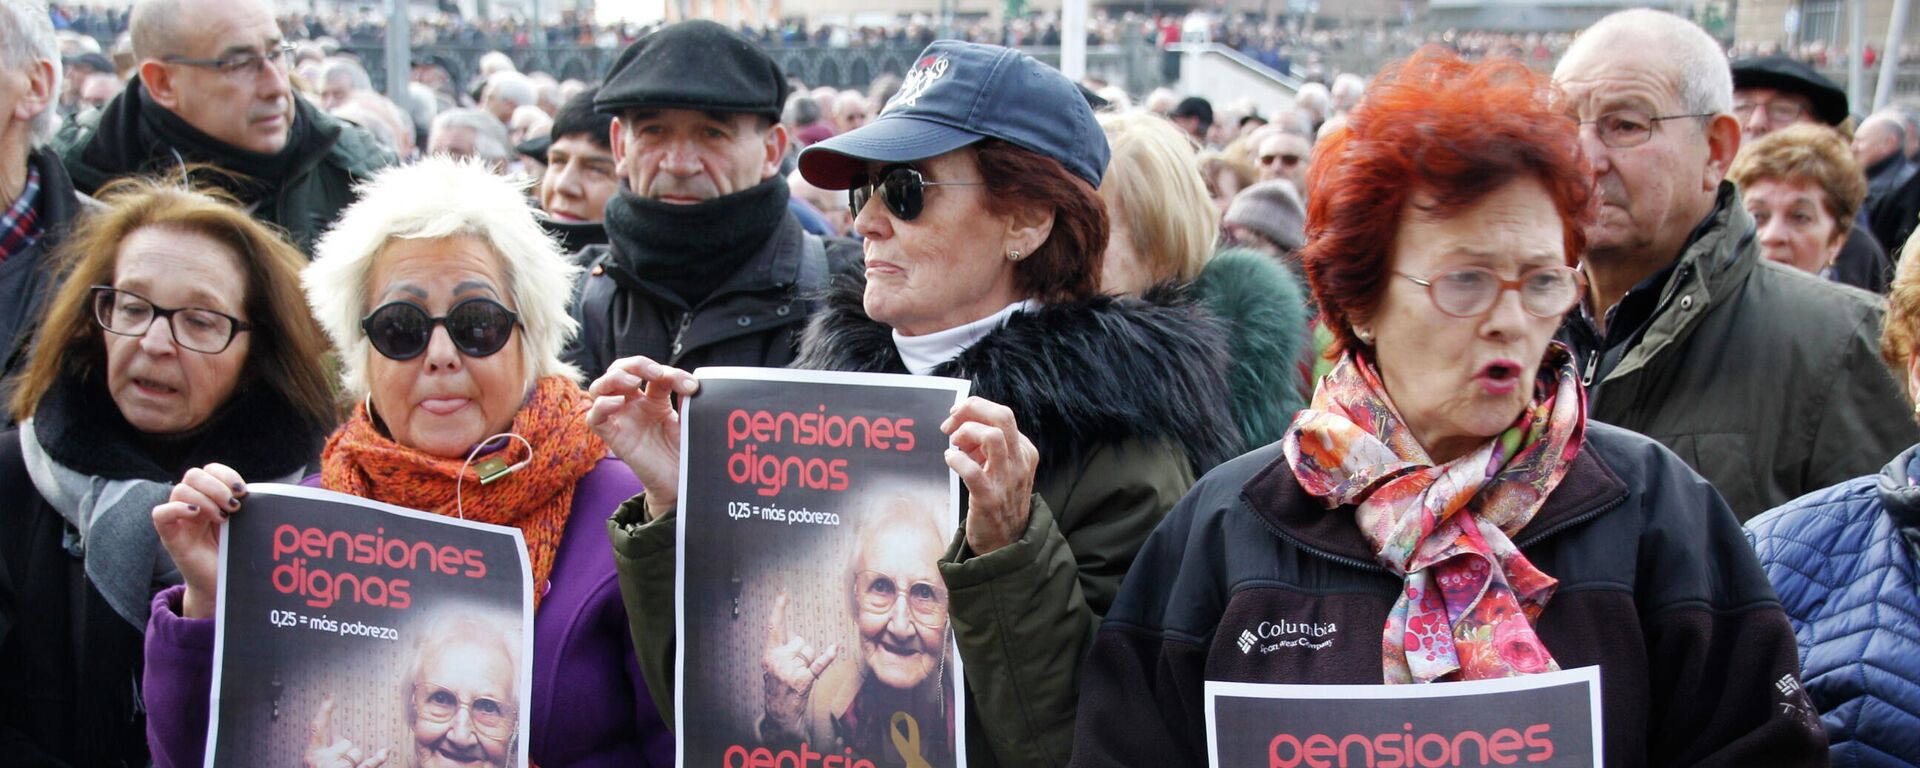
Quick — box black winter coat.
[1072,422,1828,766]
[563,213,863,377]
[0,149,83,390]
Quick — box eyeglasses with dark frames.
[162,42,296,78]
[848,164,985,222]
[91,286,251,354]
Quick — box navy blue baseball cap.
[799,41,1110,191]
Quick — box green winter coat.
[1563,182,1920,520]
[610,275,1243,768]
[53,85,393,254]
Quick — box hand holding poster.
[207,485,533,768]
[675,368,970,768]
[1205,667,1603,768]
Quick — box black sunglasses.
[360,298,520,361]
[848,165,984,222]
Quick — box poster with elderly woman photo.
[204,484,534,768]
[676,368,968,768]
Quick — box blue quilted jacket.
[1747,445,1920,767]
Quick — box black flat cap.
[594,20,789,119]
[1731,55,1849,127]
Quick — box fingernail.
[230,482,247,496]
[226,497,241,510]
[186,503,199,513]
[645,363,662,377]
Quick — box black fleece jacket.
[1071,422,1828,767]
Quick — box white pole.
[385,0,409,100]
[1062,0,1087,81]
[1875,0,1912,111]
[1850,0,1867,110]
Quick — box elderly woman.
[140,158,673,767]
[1746,247,1920,765]
[1069,49,1826,765]
[0,178,335,766]
[596,41,1239,768]
[1095,110,1308,447]
[1729,122,1891,292]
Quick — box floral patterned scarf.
[1281,344,1585,683]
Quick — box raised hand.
[586,355,699,521]
[303,695,389,768]
[151,463,248,620]
[942,396,1040,556]
[762,593,838,735]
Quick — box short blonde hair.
[1884,238,1920,399]
[1728,123,1866,235]
[304,157,580,400]
[1098,112,1219,284]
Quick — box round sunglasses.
[848,165,984,222]
[360,298,520,361]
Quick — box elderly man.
[0,0,82,395]
[1253,128,1310,197]
[1555,9,1916,520]
[53,0,391,253]
[830,90,869,134]
[481,70,536,128]
[564,20,860,377]
[428,107,511,173]
[1729,54,1892,292]
[1855,111,1920,256]
[316,56,371,111]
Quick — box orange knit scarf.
[320,375,606,610]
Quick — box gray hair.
[486,71,536,111]
[0,0,60,146]
[319,56,371,92]
[782,92,820,127]
[430,107,510,165]
[1558,9,1732,116]
[304,156,581,399]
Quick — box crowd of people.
[4,0,1920,766]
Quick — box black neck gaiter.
[602,176,791,307]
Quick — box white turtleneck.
[892,300,1039,375]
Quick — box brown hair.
[9,175,337,428]
[973,139,1108,303]
[1728,123,1866,237]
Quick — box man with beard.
[52,0,392,254]
[1554,9,1916,520]
[565,20,859,376]
[759,496,953,767]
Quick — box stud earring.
[1356,327,1375,345]
[1006,250,1023,261]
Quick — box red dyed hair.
[1301,47,1595,357]
[974,140,1109,303]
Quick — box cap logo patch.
[886,55,950,113]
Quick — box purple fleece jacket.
[141,457,673,767]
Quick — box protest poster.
[1205,666,1603,768]
[206,484,533,768]
[676,367,970,768]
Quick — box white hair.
[1558,9,1732,116]
[477,50,516,77]
[486,71,536,110]
[0,0,60,147]
[304,156,581,399]
[319,56,371,92]
[430,107,510,164]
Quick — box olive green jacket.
[1563,182,1919,519]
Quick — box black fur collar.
[795,274,1241,475]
